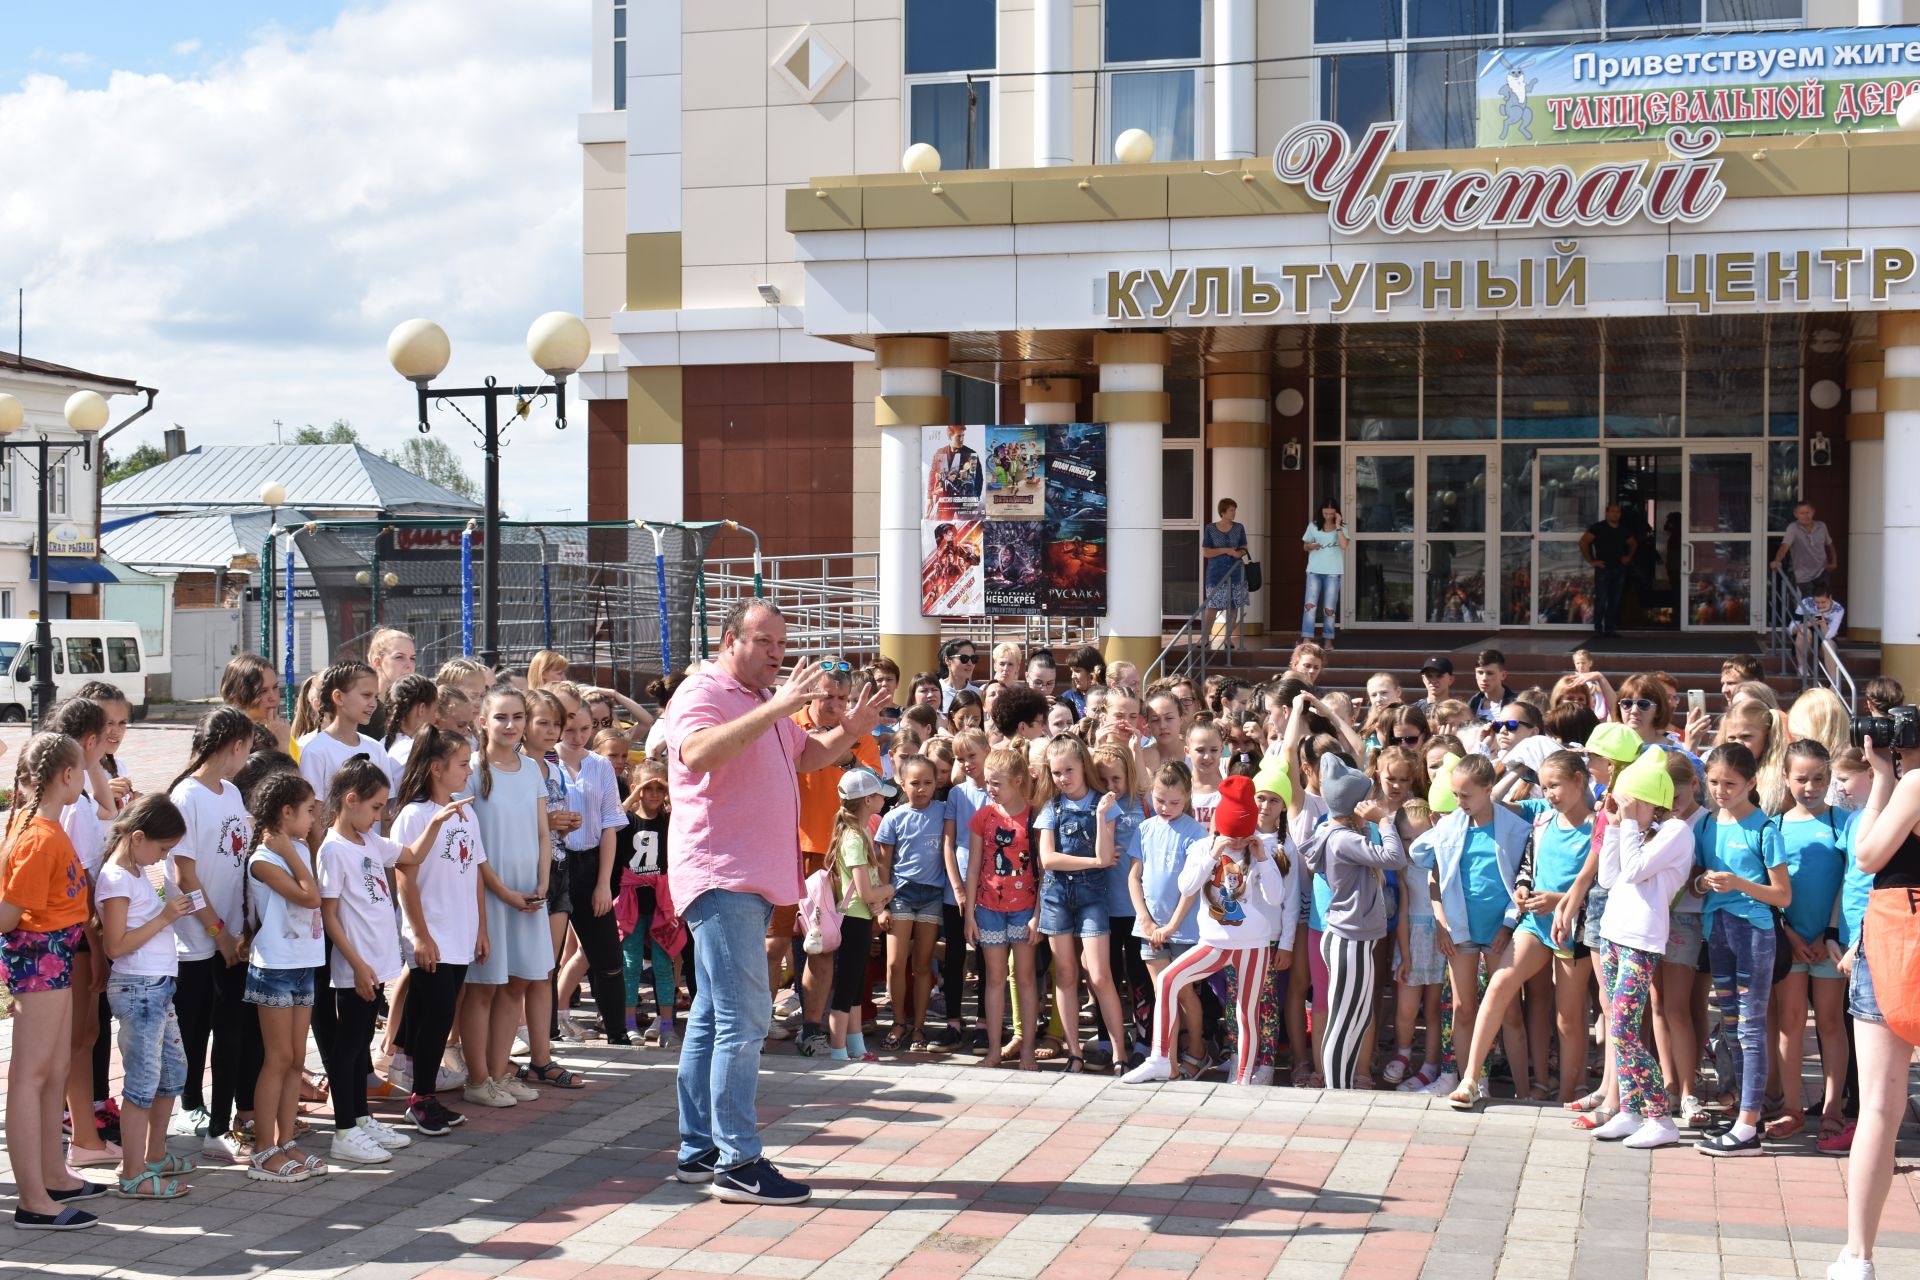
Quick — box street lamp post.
[0,390,108,726]
[387,313,589,669]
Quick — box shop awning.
[29,556,118,585]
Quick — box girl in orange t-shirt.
[0,732,97,1230]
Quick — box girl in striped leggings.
[1122,776,1297,1086]
[1295,752,1408,1089]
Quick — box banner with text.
[1476,25,1920,146]
[920,423,1107,618]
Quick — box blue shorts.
[888,880,944,925]
[1792,957,1843,981]
[1849,946,1883,1024]
[1140,937,1195,965]
[1580,888,1609,952]
[1038,872,1109,939]
[107,973,187,1110]
[244,963,315,1009]
[974,906,1033,948]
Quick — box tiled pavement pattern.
[0,727,1917,1280]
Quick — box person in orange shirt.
[0,732,100,1230]
[791,668,880,1057]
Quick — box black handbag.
[1241,559,1263,593]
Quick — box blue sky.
[0,3,348,92]
[0,1,591,521]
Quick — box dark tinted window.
[1107,0,1202,62]
[906,0,996,74]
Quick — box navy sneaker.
[407,1099,451,1137]
[674,1147,722,1184]
[436,1099,467,1128]
[711,1157,811,1206]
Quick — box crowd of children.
[0,632,1909,1277]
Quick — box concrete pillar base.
[1103,634,1162,673]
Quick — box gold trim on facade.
[1091,332,1171,366]
[1880,377,1920,413]
[627,367,683,445]
[625,232,683,312]
[1091,391,1171,422]
[873,336,952,370]
[875,394,953,427]
[1020,376,1082,404]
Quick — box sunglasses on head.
[816,659,853,673]
[1619,697,1657,712]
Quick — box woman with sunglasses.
[1378,706,1432,763]
[1615,673,1678,751]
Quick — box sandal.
[246,1146,308,1184]
[1449,1079,1483,1111]
[1571,1106,1618,1131]
[1034,1036,1064,1062]
[1566,1090,1607,1113]
[1065,1055,1086,1074]
[1818,1119,1856,1155]
[115,1168,188,1200]
[1381,1049,1412,1086]
[1178,1053,1214,1081]
[881,1026,912,1052]
[153,1152,197,1175]
[1527,1082,1555,1102]
[283,1145,327,1177]
[525,1061,586,1090]
[1764,1112,1806,1141]
[299,1073,330,1104]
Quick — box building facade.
[581,1,1920,685]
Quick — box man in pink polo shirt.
[665,600,884,1205]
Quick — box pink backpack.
[799,866,843,955]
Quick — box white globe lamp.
[527,311,590,379]
[260,481,288,508]
[902,143,942,173]
[1114,128,1156,164]
[387,319,452,385]
[63,391,109,434]
[0,393,21,436]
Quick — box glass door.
[1531,450,1602,627]
[1345,446,1495,628]
[1161,440,1202,620]
[1422,449,1495,626]
[1682,444,1765,631]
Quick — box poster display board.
[919,422,1107,617]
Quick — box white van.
[0,619,148,722]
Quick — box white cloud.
[170,38,202,57]
[0,0,591,520]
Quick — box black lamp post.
[387,314,589,669]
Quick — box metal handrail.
[1767,561,1858,710]
[1146,594,1233,687]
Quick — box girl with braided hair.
[1,731,98,1229]
[381,673,441,781]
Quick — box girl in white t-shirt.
[96,795,194,1200]
[1185,720,1226,830]
[165,706,257,1161]
[380,674,441,789]
[392,727,489,1135]
[315,757,469,1165]
[295,662,396,844]
[240,772,324,1184]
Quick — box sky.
[0,0,592,520]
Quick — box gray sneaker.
[796,1030,830,1058]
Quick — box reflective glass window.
[907,0,997,74]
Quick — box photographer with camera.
[1831,715,1920,1280]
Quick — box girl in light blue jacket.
[1408,755,1532,1101]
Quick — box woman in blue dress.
[1202,498,1250,653]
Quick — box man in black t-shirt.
[1580,504,1638,638]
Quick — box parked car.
[0,619,148,721]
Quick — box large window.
[612,0,626,111]
[906,0,994,169]
[1104,0,1201,162]
[48,455,68,517]
[1315,1,1803,148]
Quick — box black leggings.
[325,988,380,1127]
[175,955,261,1133]
[91,991,111,1105]
[404,962,467,1098]
[567,854,629,1038]
[831,917,875,1013]
[177,956,218,1112]
[941,904,967,1024]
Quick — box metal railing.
[1765,562,1858,710]
[700,552,880,661]
[1146,596,1235,687]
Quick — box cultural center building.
[575,1,1920,688]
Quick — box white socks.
[1730,1119,1759,1143]
[1121,1055,1173,1084]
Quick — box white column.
[1206,359,1270,636]
[1860,0,1900,25]
[1094,334,1170,671]
[1882,314,1920,689]
[1848,352,1883,636]
[1034,0,1072,167]
[1022,376,1080,427]
[875,337,950,684]
[1213,0,1255,160]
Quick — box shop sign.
[1476,25,1920,146]
[1270,120,1727,236]
[36,523,98,557]
[1104,246,1917,321]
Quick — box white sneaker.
[435,1062,468,1092]
[1828,1249,1876,1280]
[1121,1055,1173,1084]
[764,1020,794,1042]
[170,1106,211,1137]
[386,1065,414,1095]
[773,990,802,1020]
[511,1027,531,1057]
[357,1115,412,1151]
[202,1129,250,1163]
[444,1045,467,1078]
[464,1078,516,1109]
[1592,1109,1644,1141]
[1248,1065,1275,1086]
[388,1052,411,1082]
[557,1015,587,1044]
[1623,1117,1681,1150]
[1420,1071,1460,1097]
[329,1125,392,1165]
[499,1075,539,1102]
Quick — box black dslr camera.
[1850,703,1920,750]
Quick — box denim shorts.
[889,880,945,925]
[1849,945,1884,1024]
[1038,872,1110,939]
[1793,956,1844,981]
[1,922,83,995]
[1664,910,1705,967]
[974,905,1033,948]
[1580,888,1609,952]
[1140,936,1195,966]
[547,858,571,915]
[244,963,315,1009]
[107,973,187,1109]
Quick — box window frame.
[47,453,69,518]
[108,635,141,673]
[903,0,997,170]
[1098,0,1205,164]
[611,0,626,112]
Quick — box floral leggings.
[1222,945,1285,1071]
[1601,939,1667,1119]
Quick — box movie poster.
[919,423,1107,618]
[984,425,1046,518]
[982,521,1043,614]
[920,518,983,616]
[922,424,984,519]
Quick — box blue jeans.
[108,974,187,1110]
[1707,913,1776,1114]
[676,887,774,1171]
[1302,572,1341,640]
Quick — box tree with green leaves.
[103,443,167,485]
[292,419,360,445]
[381,436,478,501]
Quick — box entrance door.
[1531,450,1602,627]
[1682,444,1765,631]
[1346,446,1495,628]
